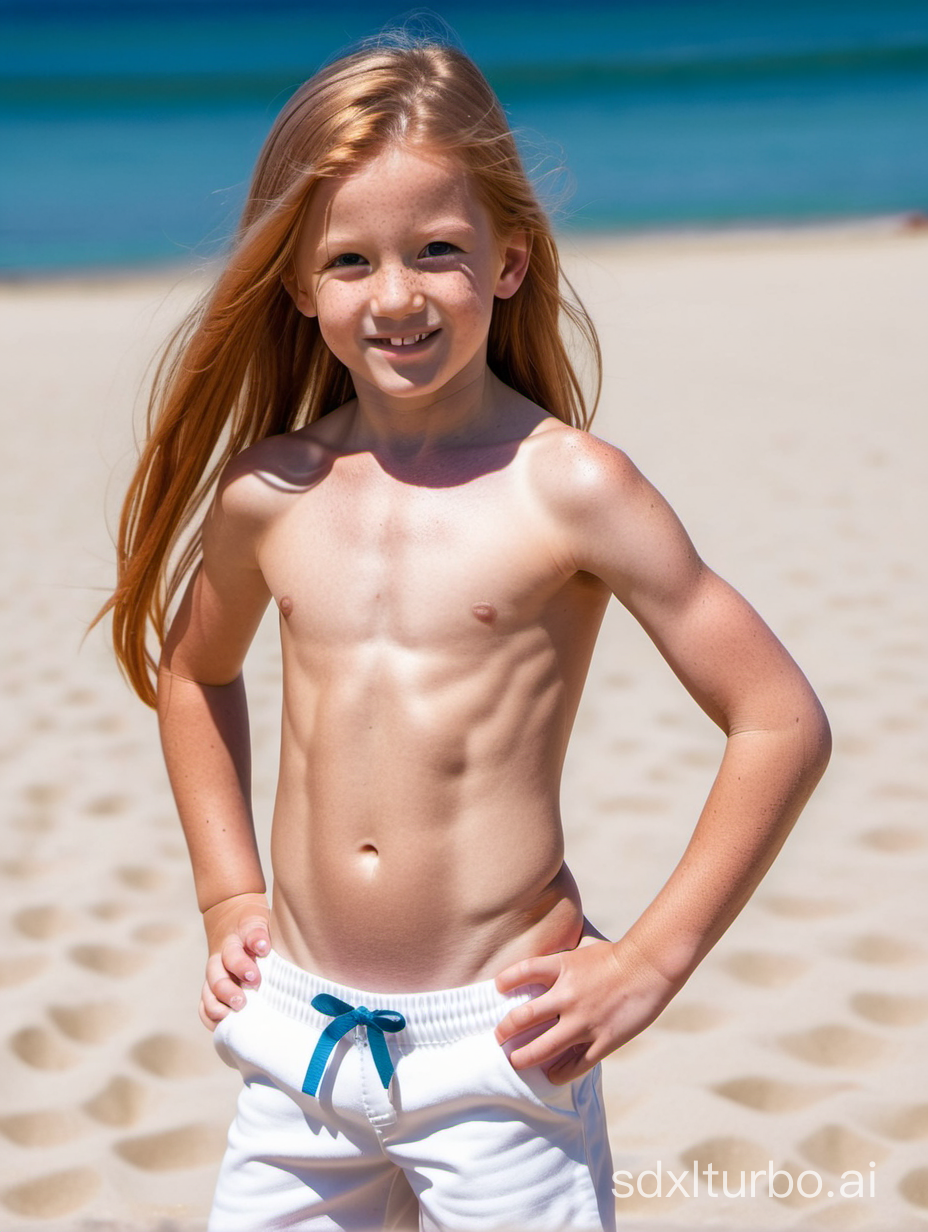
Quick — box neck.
[347,366,504,462]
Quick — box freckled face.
[287,145,525,406]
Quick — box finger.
[507,1021,579,1072]
[494,953,562,996]
[494,990,560,1045]
[200,982,230,1031]
[545,1044,596,1085]
[221,936,260,986]
[243,920,271,959]
[206,954,247,1010]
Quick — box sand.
[1,224,926,1230]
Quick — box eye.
[420,241,458,259]
[328,252,367,268]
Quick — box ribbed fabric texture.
[256,950,533,1045]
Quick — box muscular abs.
[256,431,609,990]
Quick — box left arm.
[496,440,831,1081]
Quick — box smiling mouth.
[368,330,439,349]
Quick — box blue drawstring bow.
[302,993,406,1096]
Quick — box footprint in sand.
[724,950,809,988]
[13,905,78,940]
[83,1075,148,1127]
[84,793,130,818]
[0,954,50,988]
[1,1167,100,1218]
[778,1024,887,1069]
[0,857,56,879]
[88,899,132,920]
[116,865,167,892]
[63,687,94,706]
[133,921,184,945]
[114,1123,227,1171]
[713,1076,847,1113]
[900,1167,928,1210]
[859,825,927,853]
[762,895,850,919]
[605,672,634,689]
[835,734,873,757]
[0,1107,86,1148]
[678,747,720,769]
[848,934,927,966]
[9,1026,80,1071]
[799,1124,887,1175]
[850,992,928,1027]
[131,1032,216,1079]
[784,568,818,587]
[681,1135,770,1176]
[48,1000,133,1044]
[873,1103,928,1142]
[655,1002,729,1032]
[68,943,148,978]
[20,784,61,808]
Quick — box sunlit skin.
[158,145,830,1083]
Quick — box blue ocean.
[2,0,927,274]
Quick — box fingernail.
[244,970,257,982]
[231,994,244,1009]
[256,940,269,954]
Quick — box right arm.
[158,461,275,1028]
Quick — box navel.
[278,595,293,618]
[358,843,380,869]
[471,601,497,624]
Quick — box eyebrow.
[320,221,478,250]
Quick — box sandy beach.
[1,224,926,1230]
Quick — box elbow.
[800,693,832,788]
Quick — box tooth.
[390,337,403,346]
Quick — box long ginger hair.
[102,38,602,706]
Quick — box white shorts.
[209,950,615,1232]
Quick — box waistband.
[253,949,537,1046]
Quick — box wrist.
[615,929,696,993]
[197,887,266,916]
[201,889,269,918]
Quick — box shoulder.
[210,424,335,530]
[198,424,336,574]
[523,420,701,596]
[523,420,651,526]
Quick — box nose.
[369,262,426,320]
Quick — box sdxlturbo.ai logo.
[613,1161,877,1201]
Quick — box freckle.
[472,602,496,624]
[279,595,293,617]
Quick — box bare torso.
[245,402,610,990]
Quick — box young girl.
[102,35,830,1232]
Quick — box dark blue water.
[2,0,927,273]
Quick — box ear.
[494,232,531,301]
[281,266,317,318]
